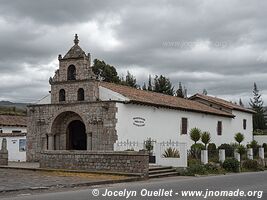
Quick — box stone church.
[27,35,118,161]
[27,35,253,164]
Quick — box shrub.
[247,140,260,157]
[222,158,240,172]
[208,143,217,156]
[242,160,259,171]
[162,147,180,158]
[145,138,154,154]
[218,143,235,157]
[188,158,201,166]
[263,143,267,153]
[190,128,201,144]
[234,132,244,145]
[186,164,206,176]
[204,163,222,174]
[190,143,205,159]
[201,131,211,149]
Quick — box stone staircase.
[149,166,179,178]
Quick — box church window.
[77,88,84,101]
[67,65,76,80]
[59,89,65,101]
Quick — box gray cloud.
[0,0,266,105]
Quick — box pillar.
[201,150,208,164]
[219,149,225,163]
[247,148,253,160]
[48,134,54,150]
[259,147,264,159]
[234,151,240,162]
[87,133,92,150]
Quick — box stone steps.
[149,166,179,178]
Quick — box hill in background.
[0,101,27,115]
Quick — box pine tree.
[239,98,244,107]
[249,82,266,130]
[202,89,208,95]
[147,75,153,91]
[176,82,184,98]
[142,82,147,90]
[121,71,137,88]
[153,75,174,95]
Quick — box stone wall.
[40,150,149,175]
[27,101,118,162]
[0,138,8,165]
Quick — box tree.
[202,89,208,95]
[142,82,147,90]
[176,82,186,98]
[190,128,201,144]
[234,133,244,145]
[249,82,266,130]
[92,59,120,83]
[201,131,211,149]
[239,98,244,107]
[237,145,246,164]
[153,75,174,95]
[121,71,137,88]
[147,75,153,91]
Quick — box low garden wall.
[40,150,149,175]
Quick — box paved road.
[2,171,267,200]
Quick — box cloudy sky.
[0,0,266,105]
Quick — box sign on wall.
[133,117,146,127]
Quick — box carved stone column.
[48,134,54,150]
[87,132,92,150]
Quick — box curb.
[0,176,146,194]
[0,166,142,177]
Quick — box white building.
[0,115,27,162]
[99,83,254,149]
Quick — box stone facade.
[40,150,149,175]
[27,101,118,161]
[27,35,118,162]
[0,138,8,165]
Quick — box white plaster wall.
[254,135,267,145]
[115,103,253,149]
[0,126,27,133]
[0,136,26,162]
[231,110,253,146]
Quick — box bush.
[185,164,206,176]
[242,160,260,171]
[188,158,201,166]
[247,140,260,157]
[208,143,217,157]
[218,143,235,157]
[190,143,205,159]
[162,147,180,158]
[204,163,222,174]
[263,143,267,153]
[222,158,240,172]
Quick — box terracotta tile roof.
[100,82,234,118]
[189,93,255,114]
[0,115,27,127]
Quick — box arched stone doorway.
[49,111,91,150]
[67,120,86,150]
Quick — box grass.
[0,106,26,115]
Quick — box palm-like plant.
[201,131,211,149]
[162,147,180,158]
[190,128,201,144]
[234,133,244,145]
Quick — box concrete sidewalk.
[0,162,144,196]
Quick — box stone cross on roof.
[74,34,79,45]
